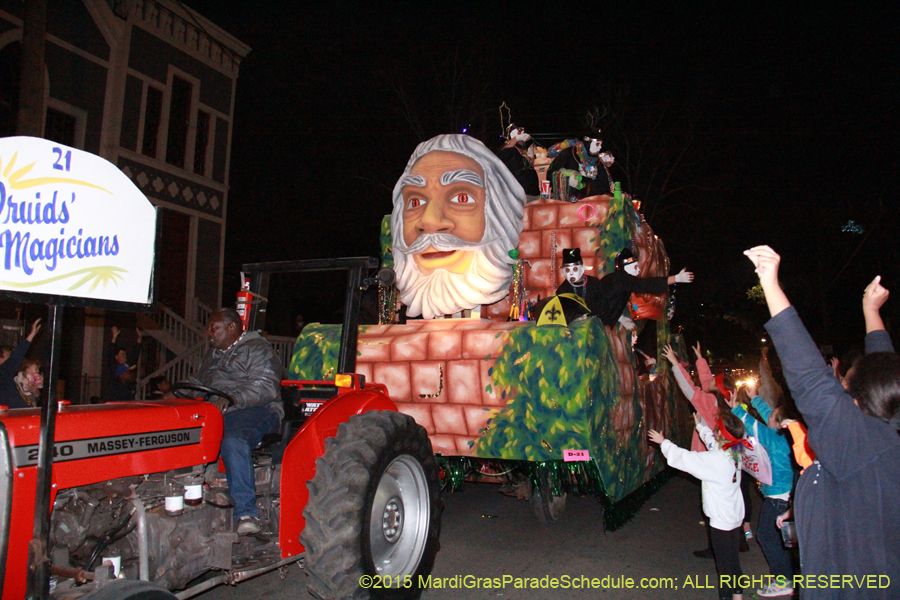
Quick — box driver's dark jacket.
[185,331,283,418]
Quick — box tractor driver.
[168,308,283,536]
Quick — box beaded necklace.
[574,143,599,179]
[570,278,586,298]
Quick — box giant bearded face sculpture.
[392,135,526,319]
[401,151,486,276]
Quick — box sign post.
[26,304,61,600]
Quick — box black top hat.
[562,248,583,265]
[615,247,638,270]
[582,128,602,142]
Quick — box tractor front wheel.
[301,411,442,600]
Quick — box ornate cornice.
[106,0,250,77]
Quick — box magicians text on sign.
[0,137,155,304]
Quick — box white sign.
[0,137,155,304]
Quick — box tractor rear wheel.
[301,411,442,600]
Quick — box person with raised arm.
[0,318,42,409]
[744,246,900,599]
[649,413,747,600]
[663,342,751,556]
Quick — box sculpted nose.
[417,200,453,234]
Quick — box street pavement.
[198,473,773,600]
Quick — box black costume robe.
[592,270,669,326]
[497,140,540,197]
[555,277,605,317]
[546,146,614,200]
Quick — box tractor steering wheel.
[170,383,236,407]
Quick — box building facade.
[0,0,249,400]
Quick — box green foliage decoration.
[287,323,342,380]
[596,190,637,275]
[473,316,691,503]
[380,215,394,269]
[473,319,617,464]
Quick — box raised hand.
[725,392,738,410]
[744,380,759,399]
[744,245,781,288]
[863,276,890,313]
[828,357,841,380]
[744,245,789,316]
[26,318,42,342]
[662,344,679,365]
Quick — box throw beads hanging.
[378,283,398,325]
[508,258,528,321]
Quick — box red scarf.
[715,373,732,401]
[717,417,753,451]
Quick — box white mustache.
[404,233,490,255]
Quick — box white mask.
[589,139,602,155]
[624,262,640,276]
[564,263,585,284]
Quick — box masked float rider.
[545,129,615,201]
[496,123,540,202]
[556,248,694,330]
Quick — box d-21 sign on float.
[0,137,155,304]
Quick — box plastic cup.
[780,521,798,548]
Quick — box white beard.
[395,235,513,319]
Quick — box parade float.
[287,129,694,529]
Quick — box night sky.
[185,2,899,362]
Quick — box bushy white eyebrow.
[400,174,427,187]
[440,169,483,187]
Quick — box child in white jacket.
[650,412,746,600]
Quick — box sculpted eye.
[407,197,425,209]
[450,193,474,204]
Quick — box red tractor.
[0,257,442,600]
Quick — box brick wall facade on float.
[355,320,524,457]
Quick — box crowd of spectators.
[652,246,899,600]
